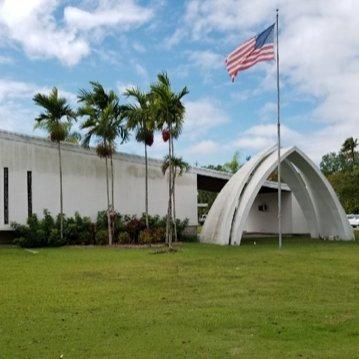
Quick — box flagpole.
[276,9,282,249]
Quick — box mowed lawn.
[1,237,358,358]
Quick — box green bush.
[11,210,190,248]
[125,216,145,243]
[138,229,153,244]
[12,210,97,248]
[65,212,94,245]
[175,218,189,240]
[152,227,166,242]
[95,229,108,245]
[118,231,131,244]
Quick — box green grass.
[0,237,358,358]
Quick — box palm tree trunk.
[110,153,114,210]
[145,143,149,229]
[110,152,115,242]
[173,167,178,242]
[169,133,174,248]
[171,139,178,242]
[58,141,64,241]
[105,157,112,245]
[166,131,173,247]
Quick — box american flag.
[225,24,275,81]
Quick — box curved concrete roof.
[200,146,354,245]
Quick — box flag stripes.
[225,24,275,81]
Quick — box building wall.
[291,193,309,234]
[244,191,309,234]
[0,132,198,230]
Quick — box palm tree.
[122,87,154,229]
[78,82,128,245]
[33,87,76,241]
[65,131,82,144]
[162,155,189,241]
[341,137,358,169]
[151,72,189,247]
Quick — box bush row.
[11,210,190,248]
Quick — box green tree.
[65,131,82,144]
[162,155,189,241]
[33,87,76,241]
[223,151,241,173]
[151,72,189,248]
[320,137,359,213]
[78,82,128,245]
[341,137,358,170]
[204,151,241,174]
[320,152,346,176]
[123,87,154,229]
[327,169,359,213]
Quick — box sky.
[0,0,358,166]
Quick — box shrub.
[48,228,66,247]
[11,210,190,248]
[96,210,108,231]
[118,231,131,244]
[152,227,166,243]
[138,229,153,244]
[65,212,94,245]
[95,229,108,245]
[125,216,145,243]
[175,218,189,240]
[181,235,198,243]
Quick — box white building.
[0,130,343,241]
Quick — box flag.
[225,24,275,81]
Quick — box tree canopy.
[320,137,359,214]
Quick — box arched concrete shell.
[200,146,354,245]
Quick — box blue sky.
[0,0,358,166]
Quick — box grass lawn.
[0,237,358,358]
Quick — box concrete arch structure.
[200,146,354,245]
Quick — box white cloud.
[0,55,12,64]
[64,1,153,31]
[172,0,359,161]
[187,50,223,70]
[235,124,301,151]
[0,0,153,66]
[133,62,149,80]
[0,78,77,132]
[258,101,276,121]
[0,0,89,66]
[186,140,219,156]
[233,122,358,164]
[117,81,136,95]
[184,98,229,139]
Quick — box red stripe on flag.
[225,32,275,81]
[227,46,274,71]
[226,37,255,59]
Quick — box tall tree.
[33,87,76,241]
[151,72,188,247]
[162,155,189,241]
[320,137,359,214]
[341,137,358,169]
[203,151,241,174]
[78,82,128,245]
[122,87,154,229]
[320,152,346,176]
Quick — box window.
[4,167,8,224]
[27,171,32,217]
[258,203,269,212]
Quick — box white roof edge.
[0,129,165,167]
[0,130,291,190]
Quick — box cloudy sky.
[0,0,358,165]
